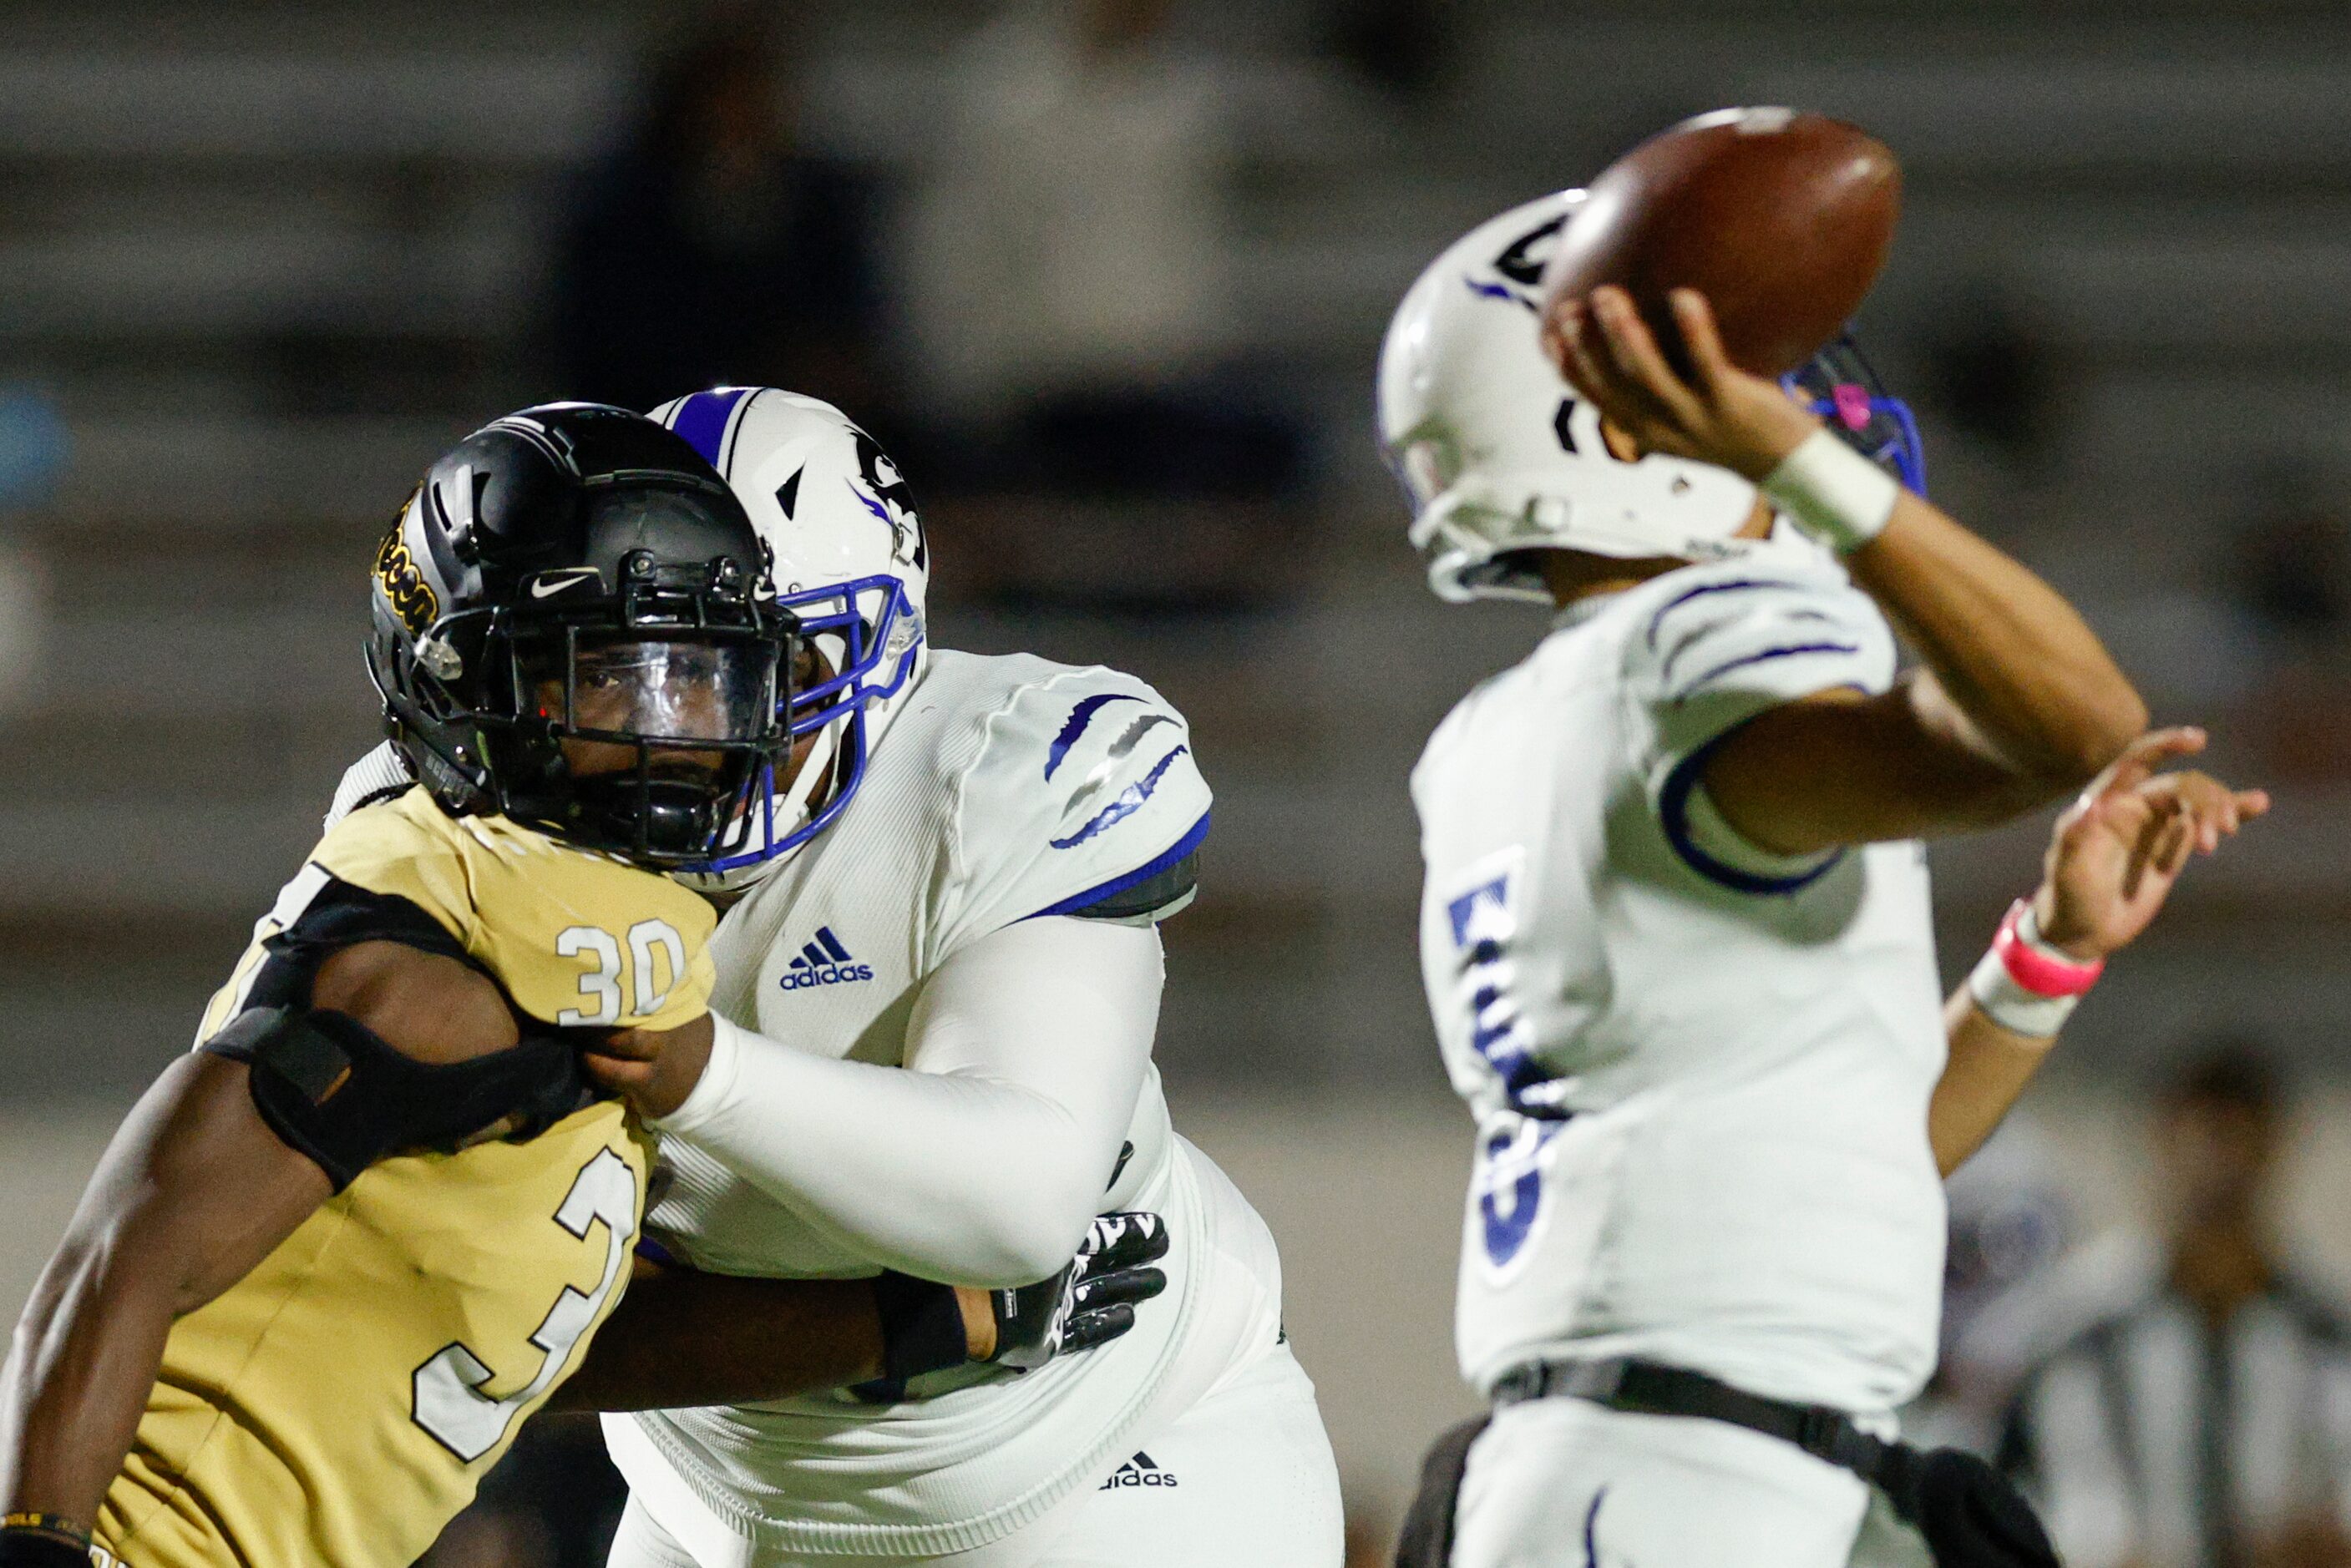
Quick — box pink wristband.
[1991,898,2104,997]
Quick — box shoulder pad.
[325,742,414,832]
[305,794,476,943]
[305,792,716,1031]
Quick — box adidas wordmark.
[1099,1452,1178,1490]
[778,926,874,990]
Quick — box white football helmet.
[650,387,928,887]
[1376,190,1763,604]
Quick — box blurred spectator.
[550,8,890,419]
[906,0,1305,505]
[1999,1044,2351,1568]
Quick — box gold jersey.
[94,789,716,1568]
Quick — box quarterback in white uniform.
[420,387,1340,1568]
[1379,190,2262,1567]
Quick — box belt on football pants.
[1489,1357,1890,1475]
[1487,1356,2061,1568]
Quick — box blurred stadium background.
[7,1,2351,1560]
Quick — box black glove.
[988,1211,1170,1372]
[863,1211,1170,1400]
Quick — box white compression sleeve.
[651,917,1162,1287]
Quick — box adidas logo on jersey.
[1099,1451,1178,1490]
[778,927,873,990]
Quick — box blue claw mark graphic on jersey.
[1676,640,1861,696]
[1642,578,1804,655]
[1045,693,1145,780]
[1028,810,1210,919]
[1104,711,1174,761]
[1581,1488,1620,1568]
[1051,746,1189,849]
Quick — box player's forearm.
[1847,494,2146,792]
[0,1231,181,1528]
[550,1272,889,1412]
[660,1035,1114,1285]
[3,1057,325,1529]
[653,922,1158,1287]
[1928,984,2057,1177]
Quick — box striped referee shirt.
[1999,1273,2351,1568]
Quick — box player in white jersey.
[1378,192,2264,1568]
[342,386,1342,1568]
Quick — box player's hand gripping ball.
[1539,107,1901,378]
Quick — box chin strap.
[773,722,839,840]
[730,719,839,860]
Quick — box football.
[1538,107,1902,377]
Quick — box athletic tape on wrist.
[1761,430,1900,554]
[1967,898,2102,1038]
[870,1272,970,1384]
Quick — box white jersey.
[1411,541,1948,1417]
[613,649,1245,1559]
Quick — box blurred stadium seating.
[6,0,2351,1099]
[8,0,2351,1550]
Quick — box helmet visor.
[528,635,778,746]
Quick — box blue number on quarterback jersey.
[1444,852,1556,1111]
[1442,850,1567,1272]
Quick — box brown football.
[1539,107,1901,377]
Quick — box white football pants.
[1452,1396,1937,1568]
[604,1339,1342,1568]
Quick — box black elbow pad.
[1063,851,1199,924]
[201,1004,593,1191]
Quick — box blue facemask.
[1782,334,1927,497]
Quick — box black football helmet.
[365,402,796,867]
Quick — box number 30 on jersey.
[556,919,687,1025]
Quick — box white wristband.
[1761,430,1900,554]
[648,1011,747,1135]
[1967,948,2079,1039]
[1965,903,2090,1039]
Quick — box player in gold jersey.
[0,406,1167,1568]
